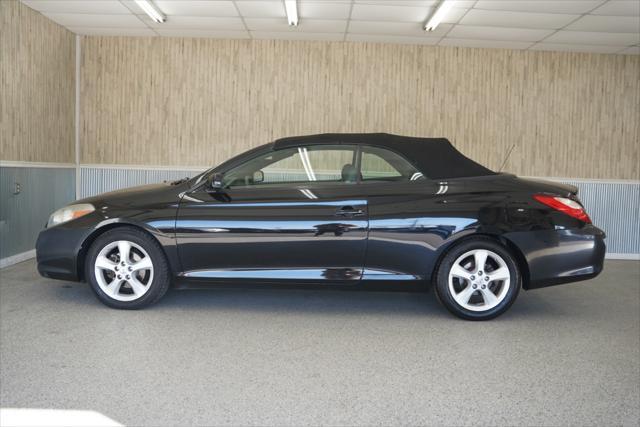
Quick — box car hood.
[76,182,188,208]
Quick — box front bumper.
[505,224,606,289]
[36,223,93,282]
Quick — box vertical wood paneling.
[0,0,75,163]
[80,37,639,179]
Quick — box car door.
[175,144,368,284]
[356,145,451,281]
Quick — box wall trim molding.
[79,163,209,172]
[520,175,640,185]
[0,249,36,269]
[606,253,640,261]
[72,166,640,184]
[0,161,76,169]
[2,164,637,185]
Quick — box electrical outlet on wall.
[13,182,21,195]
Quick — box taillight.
[533,194,592,224]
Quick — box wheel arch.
[77,222,173,281]
[429,232,531,289]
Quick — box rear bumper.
[504,225,606,289]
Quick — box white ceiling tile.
[67,27,157,36]
[351,4,433,22]
[460,9,579,29]
[250,31,345,41]
[566,15,640,33]
[235,1,285,18]
[348,21,451,37]
[140,16,245,30]
[619,45,640,54]
[474,1,604,14]
[546,31,639,46]
[346,33,440,45]
[442,8,469,24]
[245,18,347,33]
[354,0,473,6]
[42,13,147,28]
[447,0,476,7]
[21,0,131,14]
[439,38,533,49]
[119,0,149,14]
[447,25,553,41]
[530,43,625,53]
[591,1,640,16]
[351,2,466,24]
[298,1,353,19]
[152,1,239,17]
[24,0,637,53]
[354,1,437,6]
[154,29,250,39]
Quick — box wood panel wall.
[0,0,75,163]
[81,37,639,179]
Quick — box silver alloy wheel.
[94,240,154,302]
[448,249,511,312]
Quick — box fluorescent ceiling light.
[284,0,298,27]
[424,0,453,31]
[135,0,166,23]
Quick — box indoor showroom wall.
[0,1,76,266]
[1,0,638,266]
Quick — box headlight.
[47,203,95,228]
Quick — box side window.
[223,145,358,187]
[360,146,424,182]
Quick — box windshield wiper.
[168,177,190,185]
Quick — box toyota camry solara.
[36,133,606,320]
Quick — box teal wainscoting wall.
[0,166,76,263]
[1,165,637,265]
[79,166,639,258]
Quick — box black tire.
[434,237,520,321]
[85,226,170,309]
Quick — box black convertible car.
[36,133,605,320]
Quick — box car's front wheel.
[85,227,170,309]
[435,238,520,320]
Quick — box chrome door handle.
[335,206,365,217]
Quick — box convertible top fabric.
[273,133,495,179]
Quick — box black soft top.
[273,133,494,180]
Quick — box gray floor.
[0,260,638,426]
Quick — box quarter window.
[223,145,358,187]
[360,146,423,182]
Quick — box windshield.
[189,168,214,188]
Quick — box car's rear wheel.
[85,227,170,309]
[435,238,520,320]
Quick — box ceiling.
[21,0,640,54]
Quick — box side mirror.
[209,173,224,190]
[253,170,264,184]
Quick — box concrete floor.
[0,259,638,426]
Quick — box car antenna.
[498,143,516,172]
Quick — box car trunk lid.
[516,177,578,197]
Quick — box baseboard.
[605,253,640,261]
[0,249,36,269]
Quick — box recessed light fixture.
[135,0,166,23]
[284,0,298,27]
[424,0,453,32]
